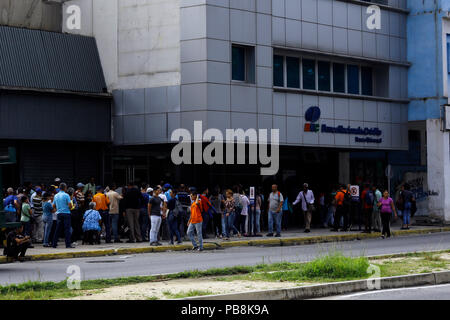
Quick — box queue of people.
[2,177,417,259]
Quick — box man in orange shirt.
[187,189,203,251]
[331,185,350,232]
[93,186,111,243]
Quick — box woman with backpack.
[167,189,183,245]
[400,184,415,230]
[209,188,225,238]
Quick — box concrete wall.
[63,0,181,90]
[175,0,408,150]
[0,0,62,31]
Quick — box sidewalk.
[2,225,450,264]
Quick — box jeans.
[99,210,111,243]
[372,207,382,231]
[32,215,44,242]
[224,211,239,237]
[187,222,203,249]
[168,213,181,243]
[150,215,162,244]
[22,221,31,237]
[240,214,248,234]
[110,214,120,241]
[202,210,212,236]
[334,205,348,230]
[325,206,335,226]
[43,215,53,246]
[255,209,261,234]
[52,213,72,248]
[140,208,150,241]
[403,202,411,225]
[221,215,227,237]
[268,211,282,235]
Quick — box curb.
[183,271,450,300]
[1,227,449,264]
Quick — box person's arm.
[14,199,19,210]
[310,191,315,204]
[293,192,301,206]
[277,195,284,213]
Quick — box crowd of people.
[1,177,417,260]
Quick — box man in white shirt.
[293,183,315,233]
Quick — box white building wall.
[63,0,181,91]
[426,119,450,222]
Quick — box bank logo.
[303,106,383,144]
[304,106,321,133]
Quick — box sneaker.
[126,240,136,243]
[275,234,281,237]
[330,229,338,232]
[266,233,274,237]
[156,242,163,246]
[177,241,183,245]
[192,246,199,251]
[304,229,310,233]
[114,240,123,243]
[197,248,204,252]
[66,245,76,249]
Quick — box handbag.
[302,191,315,212]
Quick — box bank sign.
[304,106,382,144]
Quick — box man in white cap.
[293,183,315,233]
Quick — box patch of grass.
[163,290,214,299]
[2,250,450,300]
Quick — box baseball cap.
[76,183,85,188]
[146,187,154,194]
[54,177,61,183]
[96,186,103,191]
[163,183,172,189]
[35,188,42,193]
[303,183,309,188]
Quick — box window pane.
[361,66,373,96]
[273,55,284,87]
[232,46,245,81]
[333,63,345,93]
[302,59,315,90]
[347,65,359,94]
[318,61,330,91]
[286,57,300,88]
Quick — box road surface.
[0,232,449,285]
[321,283,450,300]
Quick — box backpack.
[364,190,374,206]
[172,199,183,218]
[234,194,243,214]
[396,192,405,211]
[4,196,17,213]
[342,190,351,208]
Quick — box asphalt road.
[321,283,450,300]
[0,232,449,285]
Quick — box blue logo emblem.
[305,106,321,123]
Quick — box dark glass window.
[347,65,359,94]
[333,63,345,93]
[361,67,373,96]
[302,59,316,90]
[273,55,284,87]
[318,61,330,91]
[286,57,300,88]
[232,46,246,81]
